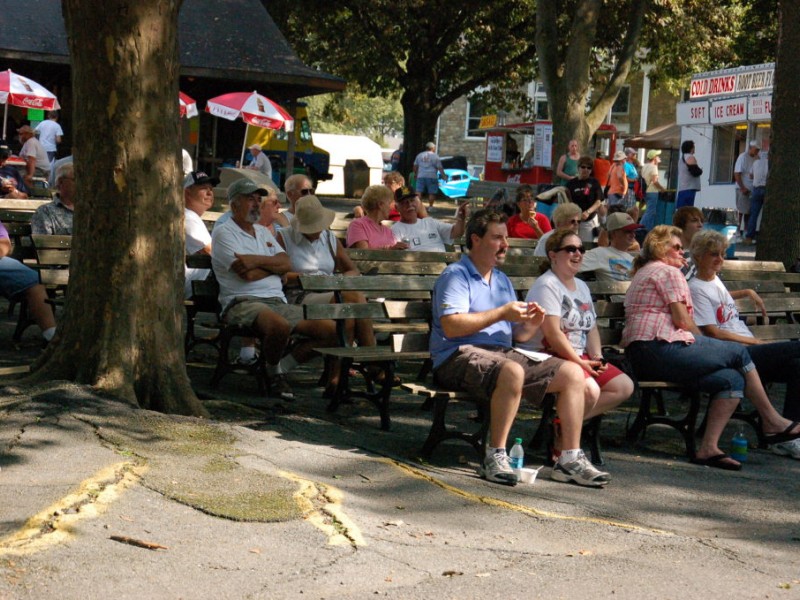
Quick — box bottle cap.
[514,437,522,444]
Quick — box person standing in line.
[640,150,666,231]
[390,143,404,171]
[743,148,768,245]
[676,140,702,208]
[606,151,629,208]
[622,148,639,209]
[247,143,273,181]
[555,139,581,185]
[34,111,63,163]
[413,142,446,208]
[733,140,760,236]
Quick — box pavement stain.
[0,461,142,556]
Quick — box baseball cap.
[395,186,418,203]
[607,212,641,232]
[612,150,627,161]
[183,170,220,189]
[624,147,636,156]
[749,140,761,149]
[248,143,262,151]
[646,149,662,160]
[227,177,269,202]
[17,125,34,135]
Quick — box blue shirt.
[624,161,638,185]
[430,256,517,369]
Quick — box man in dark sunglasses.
[284,173,314,223]
[580,212,638,283]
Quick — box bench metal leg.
[326,357,395,431]
[420,395,488,459]
[627,387,700,460]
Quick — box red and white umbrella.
[205,90,293,131]
[0,69,60,139]
[179,91,198,118]
[205,90,294,165]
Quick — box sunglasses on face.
[568,219,581,225]
[557,245,586,255]
[299,188,315,197]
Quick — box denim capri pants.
[0,257,40,299]
[626,335,754,400]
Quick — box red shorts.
[579,353,624,388]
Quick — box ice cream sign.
[710,97,748,124]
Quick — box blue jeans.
[415,177,439,195]
[0,256,39,299]
[745,186,765,239]
[640,192,659,230]
[626,336,754,400]
[676,189,697,208]
[747,341,800,420]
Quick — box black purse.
[683,155,702,178]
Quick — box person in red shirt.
[506,185,553,239]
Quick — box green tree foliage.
[269,0,537,172]
[536,0,749,162]
[306,90,403,146]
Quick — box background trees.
[24,0,206,416]
[269,0,538,173]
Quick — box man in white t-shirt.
[34,111,64,162]
[733,140,760,234]
[211,178,337,398]
[247,143,273,181]
[579,212,638,283]
[183,170,219,299]
[17,125,50,187]
[391,186,467,251]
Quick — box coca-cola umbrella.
[0,69,60,139]
[205,90,293,165]
[179,91,198,118]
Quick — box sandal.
[690,453,742,471]
[762,421,800,445]
[366,367,401,387]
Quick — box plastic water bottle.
[731,428,748,462]
[509,438,525,473]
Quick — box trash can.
[703,208,738,258]
[655,190,676,226]
[344,159,370,198]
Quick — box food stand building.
[675,63,773,210]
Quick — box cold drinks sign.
[676,63,774,126]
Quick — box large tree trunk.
[757,0,800,266]
[25,0,206,416]
[400,91,441,181]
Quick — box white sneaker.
[551,451,610,487]
[771,438,800,460]
[478,451,519,486]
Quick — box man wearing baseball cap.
[640,149,666,231]
[17,125,50,188]
[211,177,337,400]
[579,212,639,283]
[391,186,468,252]
[246,143,272,180]
[183,171,220,299]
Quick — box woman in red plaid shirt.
[621,225,800,471]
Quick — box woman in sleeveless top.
[556,139,581,185]
[676,140,702,208]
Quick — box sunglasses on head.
[299,188,315,197]
[557,244,586,255]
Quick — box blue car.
[438,168,478,199]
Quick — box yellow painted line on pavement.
[387,459,671,535]
[0,462,144,556]
[279,470,366,548]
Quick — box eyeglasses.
[299,188,315,197]
[557,245,586,255]
[578,165,592,170]
[568,219,581,225]
[671,243,684,251]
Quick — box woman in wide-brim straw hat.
[276,195,391,394]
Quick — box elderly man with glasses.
[211,178,337,399]
[390,186,468,252]
[283,174,315,224]
[31,163,76,235]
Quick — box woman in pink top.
[622,225,800,470]
[346,185,410,250]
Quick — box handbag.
[683,155,703,178]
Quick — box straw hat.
[292,194,335,234]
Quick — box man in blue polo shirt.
[430,210,610,487]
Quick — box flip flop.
[690,453,742,471]
[762,421,800,445]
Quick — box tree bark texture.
[757,0,800,266]
[400,92,441,179]
[536,0,649,172]
[27,0,206,416]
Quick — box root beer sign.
[689,64,774,100]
